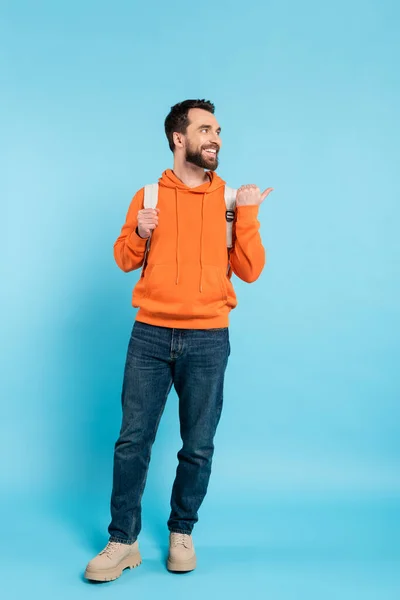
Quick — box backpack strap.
[140,183,159,276]
[224,185,237,249]
[143,183,159,209]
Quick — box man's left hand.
[236,184,274,207]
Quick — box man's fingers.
[139,208,159,215]
[140,216,158,223]
[138,208,159,228]
[139,213,159,221]
[139,222,157,231]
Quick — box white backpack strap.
[141,183,159,276]
[143,183,159,209]
[224,185,237,248]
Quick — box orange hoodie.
[113,169,265,329]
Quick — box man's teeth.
[204,148,216,153]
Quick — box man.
[84,99,273,581]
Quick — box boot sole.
[84,551,142,582]
[167,554,196,572]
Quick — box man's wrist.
[135,226,149,239]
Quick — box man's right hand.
[137,208,159,239]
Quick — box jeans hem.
[109,536,137,544]
[168,528,192,535]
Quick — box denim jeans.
[108,320,231,544]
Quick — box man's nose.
[210,133,222,147]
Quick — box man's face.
[181,108,222,171]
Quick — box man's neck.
[172,161,210,188]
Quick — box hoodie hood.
[157,169,226,292]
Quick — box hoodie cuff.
[235,205,260,222]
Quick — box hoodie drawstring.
[199,193,205,293]
[175,188,179,285]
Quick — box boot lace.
[171,533,190,548]
[99,541,121,558]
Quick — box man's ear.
[173,131,184,148]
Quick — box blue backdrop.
[2,0,399,598]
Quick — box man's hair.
[164,99,215,152]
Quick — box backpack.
[140,183,237,277]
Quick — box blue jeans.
[108,320,231,544]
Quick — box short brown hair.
[164,99,215,152]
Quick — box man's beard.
[185,143,219,171]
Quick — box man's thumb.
[261,187,274,201]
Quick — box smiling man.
[84,99,273,582]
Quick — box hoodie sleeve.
[113,187,148,272]
[229,205,266,283]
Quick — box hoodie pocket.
[143,264,227,301]
[202,265,228,303]
[143,264,167,299]
[133,262,232,319]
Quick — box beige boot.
[167,532,196,572]
[84,540,142,582]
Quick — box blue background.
[2,0,399,597]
